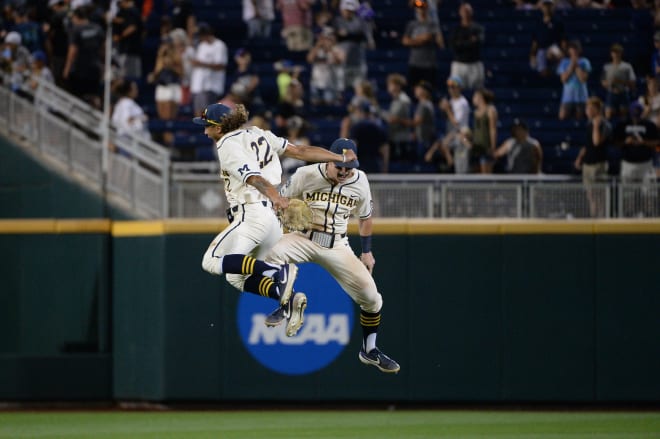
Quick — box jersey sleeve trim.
[217,130,243,149]
[241,171,261,183]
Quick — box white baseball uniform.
[266,163,383,313]
[201,126,289,291]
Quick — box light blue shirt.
[557,57,591,103]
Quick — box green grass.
[0,410,659,439]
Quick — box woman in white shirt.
[112,79,150,140]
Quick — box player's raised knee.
[362,292,383,314]
[201,252,221,275]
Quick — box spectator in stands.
[111,79,150,141]
[574,97,612,216]
[383,73,413,164]
[575,96,612,181]
[312,5,334,36]
[529,0,565,79]
[230,48,263,112]
[650,31,660,79]
[411,80,437,162]
[219,82,249,109]
[601,43,637,120]
[402,0,444,91]
[62,7,104,109]
[448,2,485,91]
[470,87,498,174]
[614,101,658,184]
[169,28,195,107]
[44,0,70,88]
[112,0,143,79]
[340,78,379,138]
[148,38,183,121]
[72,0,105,30]
[27,50,54,92]
[493,118,543,174]
[158,16,174,40]
[11,6,44,53]
[557,39,591,121]
[189,22,227,116]
[307,27,344,106]
[147,37,183,147]
[438,76,470,135]
[413,0,440,27]
[576,97,612,215]
[333,0,374,93]
[349,101,390,173]
[287,76,305,112]
[274,59,304,103]
[425,125,472,174]
[639,76,660,127]
[277,0,314,52]
[243,0,275,40]
[273,76,305,136]
[1,31,31,92]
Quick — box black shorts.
[69,74,100,98]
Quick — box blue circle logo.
[237,263,354,375]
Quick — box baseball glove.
[280,199,313,232]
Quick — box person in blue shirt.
[557,39,591,121]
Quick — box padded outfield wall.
[0,219,658,402]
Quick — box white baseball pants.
[201,202,283,291]
[266,232,383,313]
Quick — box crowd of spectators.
[0,0,659,181]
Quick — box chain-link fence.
[170,182,228,218]
[371,182,434,218]
[618,182,660,218]
[530,183,611,218]
[441,183,522,218]
[168,171,660,219]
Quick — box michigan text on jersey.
[305,192,358,208]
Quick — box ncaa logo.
[237,263,354,375]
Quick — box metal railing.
[170,162,659,219]
[0,76,170,218]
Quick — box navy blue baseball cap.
[629,101,643,117]
[329,138,359,169]
[192,103,232,127]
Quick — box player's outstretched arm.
[358,217,375,274]
[283,142,357,164]
[246,175,289,211]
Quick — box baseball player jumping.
[194,104,357,337]
[264,138,400,373]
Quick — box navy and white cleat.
[358,348,401,373]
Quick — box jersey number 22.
[250,136,273,169]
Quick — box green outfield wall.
[1,219,659,402]
[0,220,112,399]
[0,138,131,219]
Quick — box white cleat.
[285,292,307,337]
